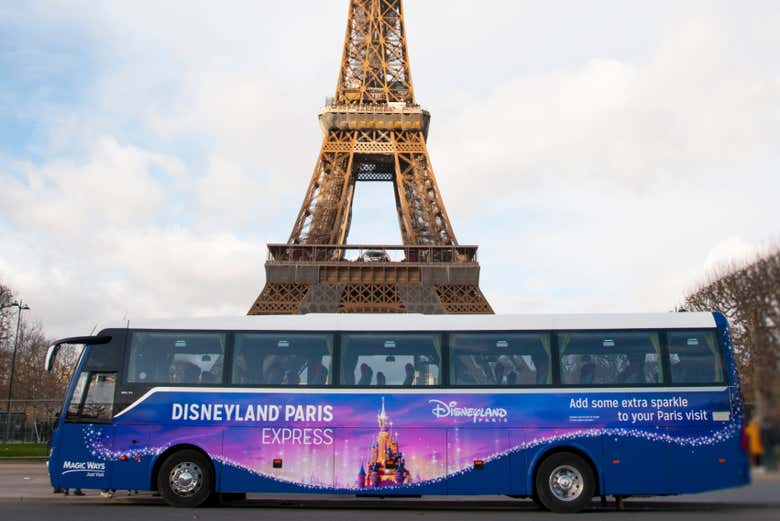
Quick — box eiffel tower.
[249,0,492,315]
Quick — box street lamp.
[2,300,30,442]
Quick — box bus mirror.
[45,343,60,372]
[45,335,113,372]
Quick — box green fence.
[0,399,62,444]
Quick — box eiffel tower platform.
[249,244,492,315]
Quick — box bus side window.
[81,373,117,420]
[232,333,333,386]
[558,331,663,386]
[668,330,724,384]
[66,372,117,422]
[340,333,441,386]
[127,332,226,385]
[449,333,552,386]
[66,372,89,419]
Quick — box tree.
[0,283,12,350]
[684,249,780,419]
[0,281,83,440]
[0,281,77,402]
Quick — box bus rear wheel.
[535,452,595,513]
[158,449,214,508]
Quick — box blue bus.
[45,313,749,512]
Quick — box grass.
[0,443,48,458]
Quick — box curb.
[0,496,157,505]
[0,496,537,510]
[0,496,779,511]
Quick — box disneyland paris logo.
[428,399,508,423]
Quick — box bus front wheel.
[158,449,214,508]
[534,452,595,513]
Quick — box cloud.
[424,14,780,315]
[0,136,264,337]
[691,236,778,285]
[104,228,262,318]
[195,155,279,229]
[0,227,263,336]
[1,137,183,234]
[432,16,780,211]
[1,1,779,339]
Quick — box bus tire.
[535,452,595,513]
[157,449,214,508]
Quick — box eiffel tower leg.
[392,137,416,245]
[288,130,355,246]
[331,134,358,247]
[393,131,456,245]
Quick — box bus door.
[58,370,117,491]
[54,330,127,491]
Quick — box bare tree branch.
[684,248,780,419]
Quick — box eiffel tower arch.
[249,0,492,315]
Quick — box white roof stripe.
[105,312,717,332]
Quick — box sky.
[1,0,779,338]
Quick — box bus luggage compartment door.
[447,429,511,494]
[110,429,152,491]
[603,434,673,495]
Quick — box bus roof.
[106,312,718,333]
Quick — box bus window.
[66,372,116,422]
[80,373,117,420]
[450,333,552,386]
[558,331,662,386]
[127,332,226,384]
[232,333,333,386]
[341,333,441,386]
[83,339,124,372]
[668,330,724,384]
[66,372,89,418]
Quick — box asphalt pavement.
[1,462,779,520]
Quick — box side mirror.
[45,335,112,371]
[45,344,60,372]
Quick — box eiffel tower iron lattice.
[249,0,492,315]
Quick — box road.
[1,462,779,520]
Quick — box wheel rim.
[548,464,584,502]
[169,461,203,497]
